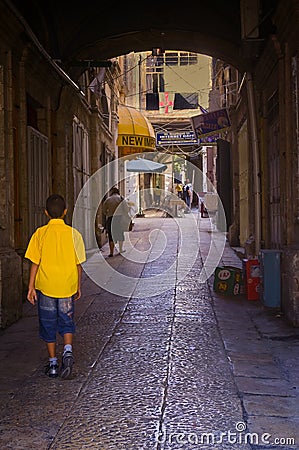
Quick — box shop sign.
[117,135,156,149]
[156,131,198,146]
[191,109,230,139]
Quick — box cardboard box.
[213,266,243,295]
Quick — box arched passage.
[3,0,299,329]
[8,0,277,77]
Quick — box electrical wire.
[87,51,235,138]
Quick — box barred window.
[180,52,198,65]
[165,52,178,66]
[146,51,198,71]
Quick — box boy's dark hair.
[110,187,120,195]
[46,194,66,218]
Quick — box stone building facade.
[0,1,122,327]
[212,0,299,325]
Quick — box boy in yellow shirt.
[25,194,86,379]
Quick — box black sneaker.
[60,351,74,379]
[45,363,59,378]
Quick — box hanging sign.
[191,109,230,139]
[156,131,198,146]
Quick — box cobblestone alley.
[0,213,298,450]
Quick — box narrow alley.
[0,212,298,450]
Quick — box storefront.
[117,105,158,214]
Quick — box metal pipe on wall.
[246,72,261,256]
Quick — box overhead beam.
[68,60,112,67]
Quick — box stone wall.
[0,250,22,328]
[0,1,118,328]
[281,248,299,327]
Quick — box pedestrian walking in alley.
[175,182,183,199]
[183,178,193,211]
[102,186,131,257]
[153,185,162,206]
[25,194,86,379]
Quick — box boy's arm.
[27,263,39,305]
[74,264,82,300]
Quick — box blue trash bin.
[259,249,281,308]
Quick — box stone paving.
[0,211,298,449]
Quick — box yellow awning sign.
[117,134,156,148]
[117,105,156,154]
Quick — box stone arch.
[9,0,251,76]
[68,29,245,75]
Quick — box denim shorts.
[37,291,75,342]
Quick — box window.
[180,52,198,65]
[145,50,200,110]
[27,127,49,235]
[165,52,178,66]
[146,51,198,74]
[73,117,90,200]
[146,93,159,110]
[101,89,110,127]
[100,83,112,130]
[146,73,165,94]
[72,117,93,249]
[188,53,198,65]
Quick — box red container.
[242,258,260,300]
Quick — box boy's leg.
[61,332,74,379]
[63,332,73,346]
[58,297,75,379]
[37,292,59,378]
[47,342,56,358]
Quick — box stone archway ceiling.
[10,0,279,77]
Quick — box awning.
[126,158,167,173]
[117,105,156,155]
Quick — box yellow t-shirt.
[25,219,86,298]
